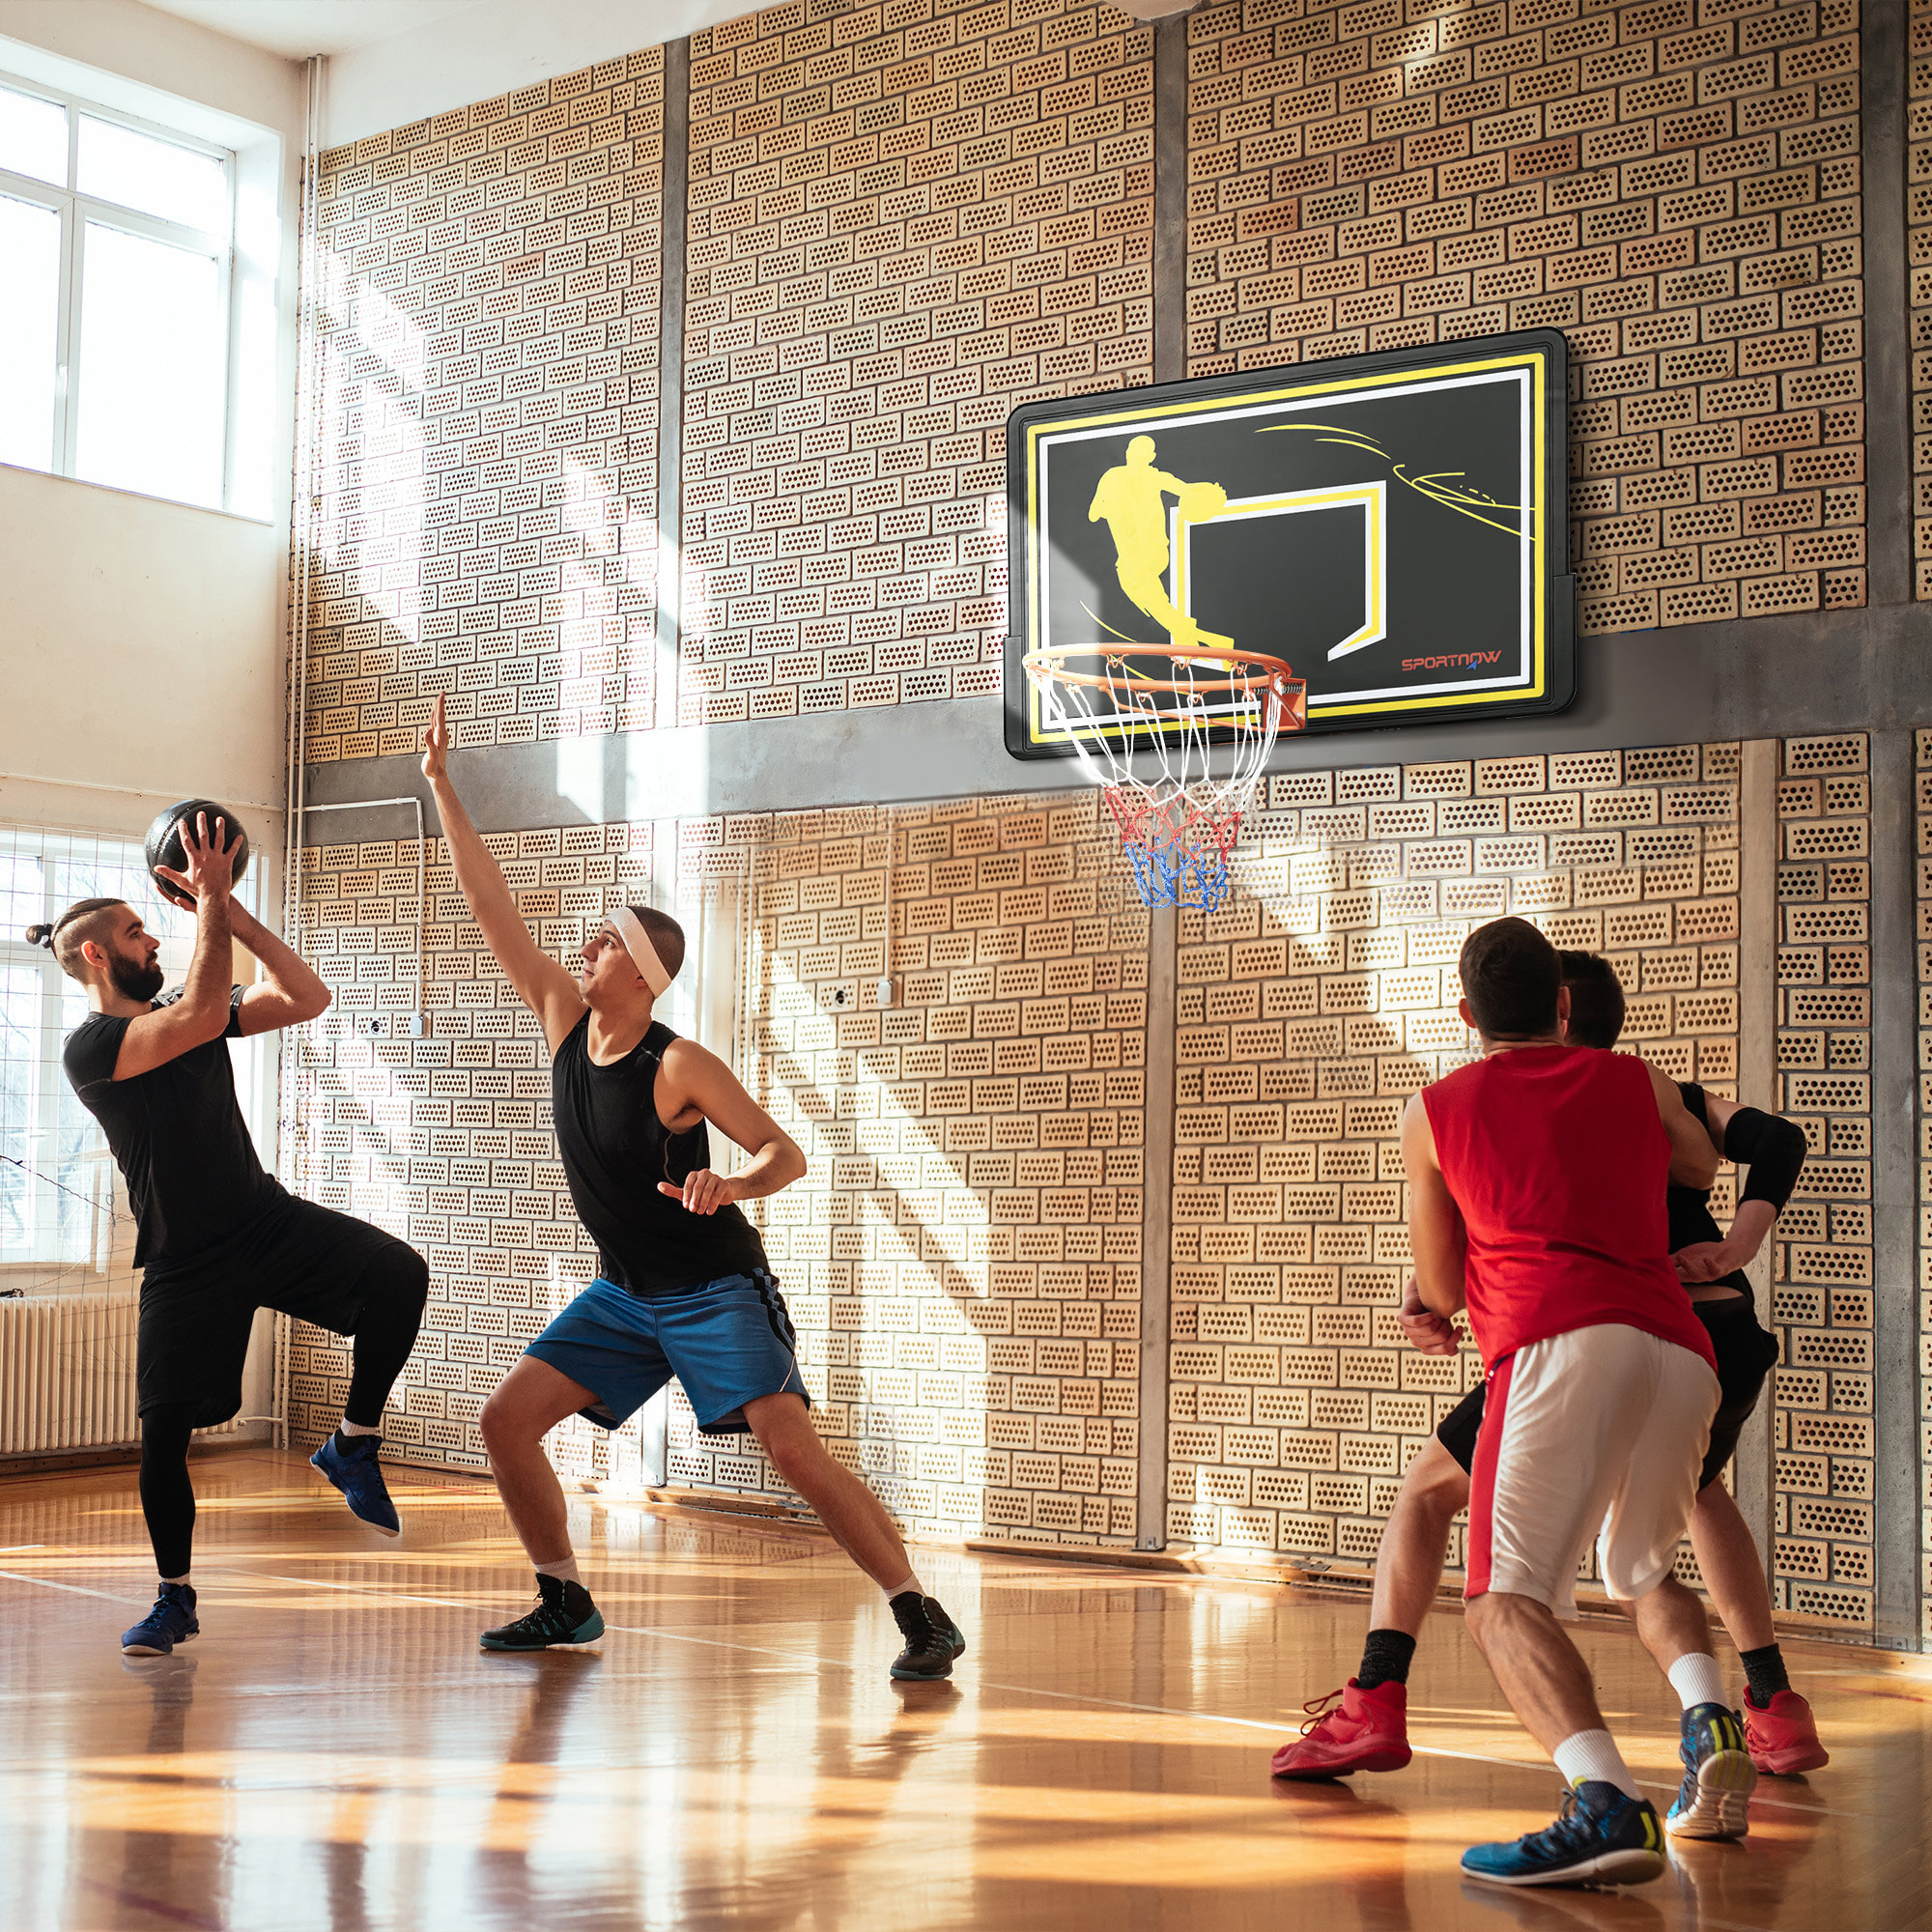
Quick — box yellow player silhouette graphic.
[1087,435,1234,652]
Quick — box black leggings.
[139,1403,200,1579]
[343,1242,429,1427]
[137,1243,429,1577]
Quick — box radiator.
[0,1293,138,1453]
[0,1293,249,1455]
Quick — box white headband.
[608,904,672,997]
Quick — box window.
[0,75,234,512]
[0,827,266,1291]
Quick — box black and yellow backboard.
[1004,330,1576,756]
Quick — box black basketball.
[144,799,250,900]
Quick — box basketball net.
[1023,646,1307,913]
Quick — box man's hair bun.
[24,923,55,949]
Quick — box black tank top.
[550,1012,770,1296]
[1669,1081,1749,1296]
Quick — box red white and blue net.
[1021,645,1306,912]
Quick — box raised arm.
[421,696,583,1050]
[655,1037,806,1215]
[111,813,240,1080]
[1402,1093,1467,1319]
[229,901,331,1036]
[1648,1060,1721,1191]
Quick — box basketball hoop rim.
[1021,640,1303,698]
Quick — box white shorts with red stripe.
[1465,1322,1719,1612]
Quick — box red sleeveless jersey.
[1421,1043,1715,1373]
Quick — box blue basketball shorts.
[523,1268,810,1435]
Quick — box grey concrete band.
[1861,0,1912,609]
[303,603,1932,838]
[1733,740,1780,1588]
[1869,728,1923,1650]
[1138,902,1178,1552]
[658,38,690,671]
[1152,14,1186,388]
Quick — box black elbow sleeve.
[1726,1107,1807,1212]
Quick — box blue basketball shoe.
[122,1582,198,1657]
[1462,1781,1668,1888]
[311,1431,401,1536]
[1666,1701,1756,1839]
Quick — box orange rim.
[1022,641,1301,696]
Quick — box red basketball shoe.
[1744,1690,1829,1776]
[1270,1680,1412,1778]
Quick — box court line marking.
[3,1563,1855,1832]
[226,1569,476,1608]
[0,1567,150,1606]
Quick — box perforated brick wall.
[301,49,668,768]
[294,0,1880,776]
[1913,2,1932,596]
[268,0,1918,1618]
[276,736,1916,1618]
[1163,743,1745,1567]
[726,791,1151,1542]
[281,791,1154,1548]
[1181,0,1867,636]
[678,0,1153,724]
[1769,730,1874,1628]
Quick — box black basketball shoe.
[890,1592,966,1681]
[479,1574,605,1651]
[122,1581,198,1657]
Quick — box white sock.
[1667,1651,1730,1712]
[536,1556,581,1587]
[883,1572,924,1602]
[1551,1728,1641,1800]
[161,1574,190,1588]
[339,1417,382,1437]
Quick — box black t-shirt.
[551,1012,769,1296]
[63,986,280,1274]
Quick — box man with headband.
[421,698,967,1679]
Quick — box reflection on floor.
[0,1447,1925,1931]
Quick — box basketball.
[1179,481,1227,521]
[143,798,250,898]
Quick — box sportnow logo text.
[1401,650,1502,670]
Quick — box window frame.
[0,828,266,1277]
[0,70,237,511]
[0,952,73,1268]
[0,951,120,1271]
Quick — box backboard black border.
[1003,327,1576,759]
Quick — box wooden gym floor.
[0,1449,1925,1932]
